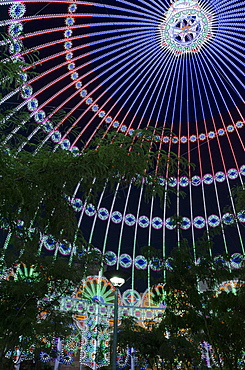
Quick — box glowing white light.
[110,276,125,287]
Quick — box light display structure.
[0,0,244,272]
[0,0,244,367]
[2,261,245,368]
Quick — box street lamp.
[104,270,130,370]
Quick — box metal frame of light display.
[0,0,244,368]
[0,0,244,261]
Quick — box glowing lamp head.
[104,269,130,287]
[110,276,125,287]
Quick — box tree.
[159,247,245,369]
[117,246,245,369]
[0,254,84,369]
[118,315,201,370]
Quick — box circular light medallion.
[42,121,53,133]
[122,289,141,306]
[125,213,136,226]
[40,352,51,363]
[208,214,220,227]
[8,22,23,37]
[85,204,96,217]
[111,211,123,224]
[35,110,46,123]
[135,255,148,270]
[238,211,245,223]
[150,257,164,271]
[222,213,234,225]
[240,165,245,176]
[98,207,109,220]
[227,168,239,180]
[152,217,163,230]
[193,216,205,229]
[104,251,117,266]
[214,255,228,268]
[9,2,26,18]
[215,171,226,182]
[42,235,56,251]
[161,0,213,55]
[230,253,244,269]
[180,217,191,230]
[203,173,213,185]
[71,198,83,212]
[51,131,61,143]
[180,176,189,187]
[60,139,70,150]
[58,241,72,256]
[119,253,132,268]
[27,98,38,111]
[62,355,74,366]
[21,85,33,99]
[138,215,150,228]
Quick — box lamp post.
[104,271,129,370]
[110,277,125,370]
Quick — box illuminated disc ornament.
[150,257,164,271]
[42,236,56,251]
[61,354,74,365]
[161,0,213,55]
[71,198,83,212]
[222,213,235,226]
[230,253,244,269]
[75,276,118,305]
[104,251,117,266]
[9,2,26,18]
[142,284,166,308]
[40,352,51,363]
[122,289,142,306]
[58,241,72,256]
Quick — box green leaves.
[118,247,245,370]
[0,125,191,253]
[118,316,201,370]
[0,255,84,366]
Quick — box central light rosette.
[161,0,213,55]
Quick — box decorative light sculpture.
[0,0,244,263]
[0,6,244,362]
[161,0,213,54]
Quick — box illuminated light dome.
[0,0,244,296]
[161,0,213,54]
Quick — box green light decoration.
[75,276,118,304]
[16,263,38,282]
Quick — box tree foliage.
[0,252,88,369]
[118,247,245,370]
[118,315,201,370]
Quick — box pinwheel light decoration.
[161,0,213,54]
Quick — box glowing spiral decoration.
[0,0,244,292]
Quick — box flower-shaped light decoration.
[161,0,213,55]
